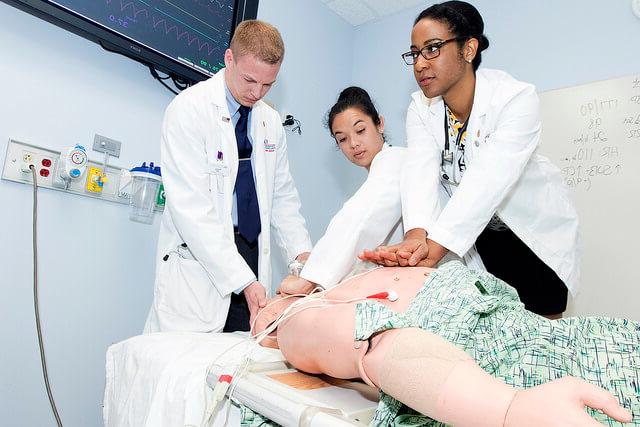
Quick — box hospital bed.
[103,332,379,427]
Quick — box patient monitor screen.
[50,0,236,76]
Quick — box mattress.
[103,331,283,427]
[104,332,379,427]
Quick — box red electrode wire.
[367,292,389,299]
[366,291,398,301]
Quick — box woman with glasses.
[362,1,580,320]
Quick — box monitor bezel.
[1,0,259,84]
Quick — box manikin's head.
[327,87,385,171]
[223,20,284,107]
[253,295,302,349]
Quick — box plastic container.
[129,162,162,224]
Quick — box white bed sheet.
[103,331,284,427]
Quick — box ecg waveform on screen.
[111,0,148,19]
[192,0,231,17]
[152,17,219,56]
[105,0,230,57]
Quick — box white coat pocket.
[155,254,229,332]
[207,162,228,194]
[206,162,227,222]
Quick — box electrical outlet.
[21,151,36,173]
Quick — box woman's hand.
[359,228,427,266]
[295,252,311,262]
[276,275,316,296]
[411,239,448,268]
[504,376,633,427]
[359,244,401,266]
[360,229,449,268]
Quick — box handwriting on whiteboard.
[552,77,640,192]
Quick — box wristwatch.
[287,259,306,277]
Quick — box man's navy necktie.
[235,105,261,243]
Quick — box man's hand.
[243,281,267,329]
[277,275,316,296]
[504,376,633,426]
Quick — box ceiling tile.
[363,0,425,17]
[324,0,376,26]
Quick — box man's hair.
[230,20,285,65]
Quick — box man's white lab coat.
[145,69,311,333]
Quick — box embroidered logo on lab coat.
[264,139,276,152]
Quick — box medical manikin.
[254,263,638,426]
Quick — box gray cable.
[30,165,64,427]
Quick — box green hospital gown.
[355,261,640,426]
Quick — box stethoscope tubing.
[440,104,468,187]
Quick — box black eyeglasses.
[401,37,464,65]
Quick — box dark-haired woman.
[277,86,406,295]
[364,1,580,319]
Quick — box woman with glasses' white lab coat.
[362,1,580,319]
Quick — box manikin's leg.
[359,328,517,427]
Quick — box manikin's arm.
[362,328,632,427]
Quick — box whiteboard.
[538,74,640,320]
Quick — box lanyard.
[443,104,469,161]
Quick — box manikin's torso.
[277,266,434,380]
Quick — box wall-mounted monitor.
[1,0,259,84]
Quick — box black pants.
[475,227,568,315]
[223,232,259,332]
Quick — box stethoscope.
[440,104,469,188]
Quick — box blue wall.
[0,0,353,426]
